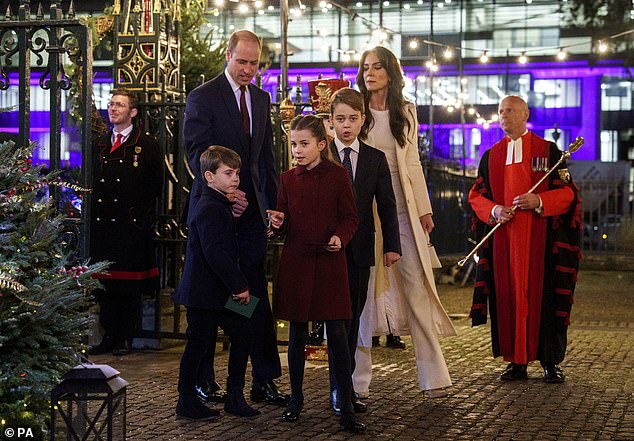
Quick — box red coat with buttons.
[90,126,162,292]
[272,160,358,321]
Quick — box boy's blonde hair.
[200,145,241,180]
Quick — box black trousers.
[179,307,251,395]
[95,280,144,341]
[289,320,354,416]
[328,254,370,394]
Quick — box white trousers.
[353,215,452,393]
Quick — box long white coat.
[357,102,457,347]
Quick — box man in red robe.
[468,96,582,383]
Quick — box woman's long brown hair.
[356,46,411,148]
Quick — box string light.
[215,0,224,6]
[557,48,567,60]
[518,51,528,64]
[409,40,419,49]
[598,41,608,53]
[238,3,248,13]
[480,50,488,63]
[443,47,453,59]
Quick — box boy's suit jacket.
[330,140,401,267]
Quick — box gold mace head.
[568,136,584,154]
[280,96,295,124]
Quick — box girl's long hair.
[356,46,411,148]
[290,114,335,163]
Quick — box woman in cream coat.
[353,46,457,399]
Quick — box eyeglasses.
[107,101,128,109]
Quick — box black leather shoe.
[542,363,565,383]
[372,336,380,347]
[111,339,131,356]
[175,395,220,421]
[88,336,116,355]
[500,363,528,381]
[282,396,303,422]
[250,381,288,406]
[196,382,227,404]
[340,414,366,433]
[386,334,406,349]
[352,395,367,413]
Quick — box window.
[601,78,632,111]
[533,79,581,108]
[600,131,618,162]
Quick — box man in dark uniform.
[89,88,162,356]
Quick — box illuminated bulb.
[327,3,332,7]
[518,52,528,64]
[213,10,220,16]
[598,41,608,53]
[254,0,262,7]
[425,60,433,68]
[404,3,410,9]
[410,40,419,49]
[526,0,532,3]
[438,2,444,8]
[319,0,327,7]
[322,7,328,12]
[417,0,423,4]
[215,0,224,5]
[447,106,455,113]
[384,0,390,5]
[480,51,489,63]
[299,3,306,9]
[258,9,264,14]
[491,114,499,122]
[445,0,451,3]
[483,122,490,129]
[467,107,476,115]
[461,77,468,85]
[238,3,249,13]
[356,1,363,6]
[443,48,453,59]
[268,5,274,10]
[431,64,439,72]
[557,48,567,60]
[477,117,485,124]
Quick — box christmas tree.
[0,139,108,436]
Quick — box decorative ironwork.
[0,0,94,257]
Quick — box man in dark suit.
[326,87,401,413]
[89,88,162,356]
[183,29,286,405]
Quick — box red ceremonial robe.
[469,132,574,364]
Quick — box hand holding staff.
[457,136,584,268]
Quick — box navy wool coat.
[172,185,248,310]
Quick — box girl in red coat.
[267,115,364,433]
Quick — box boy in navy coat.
[327,88,401,414]
[173,146,259,420]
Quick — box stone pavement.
[91,270,634,440]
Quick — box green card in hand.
[224,295,259,318]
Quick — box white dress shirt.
[112,124,134,146]
[225,68,252,134]
[334,137,360,180]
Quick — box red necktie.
[110,133,123,153]
[239,85,250,139]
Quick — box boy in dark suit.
[327,88,402,413]
[173,146,260,420]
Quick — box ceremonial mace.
[457,136,584,268]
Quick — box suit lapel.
[355,141,372,193]
[249,88,264,161]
